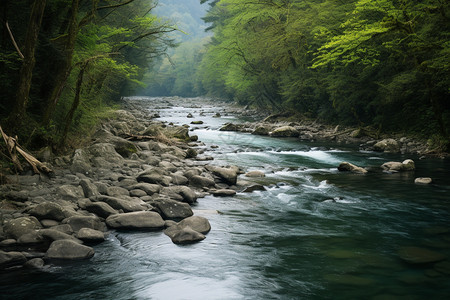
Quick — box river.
[1,97,450,299]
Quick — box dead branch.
[5,21,25,59]
[0,126,53,174]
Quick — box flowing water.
[2,98,450,299]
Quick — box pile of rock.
[0,99,253,270]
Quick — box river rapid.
[1,97,450,299]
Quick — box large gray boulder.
[270,126,299,137]
[245,170,265,178]
[189,175,216,188]
[373,139,400,153]
[381,159,415,172]
[161,186,197,204]
[130,183,161,195]
[76,228,105,243]
[57,185,84,201]
[0,250,27,269]
[206,166,238,185]
[3,216,42,239]
[39,229,82,243]
[66,215,107,232]
[219,123,243,132]
[46,240,95,260]
[85,201,118,218]
[28,202,66,221]
[152,199,193,220]
[337,162,368,174]
[91,195,145,212]
[79,179,100,198]
[106,211,165,230]
[137,168,172,186]
[211,189,237,197]
[170,227,206,244]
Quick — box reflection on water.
[1,98,450,299]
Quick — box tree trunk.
[8,0,46,129]
[41,0,79,127]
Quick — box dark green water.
[1,98,449,299]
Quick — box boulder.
[0,250,27,269]
[39,229,82,243]
[28,202,66,221]
[57,185,84,200]
[161,186,197,204]
[242,184,266,193]
[270,126,299,137]
[106,186,130,197]
[88,143,124,164]
[415,177,432,185]
[3,216,42,239]
[337,162,368,174]
[91,195,145,212]
[152,199,194,220]
[170,173,189,185]
[70,149,92,174]
[189,175,216,188]
[130,189,147,197]
[85,201,118,218]
[398,246,446,264]
[106,211,165,230]
[381,159,415,172]
[137,173,172,186]
[17,231,45,245]
[76,228,105,243]
[24,258,45,269]
[373,139,400,153]
[191,120,204,125]
[79,179,100,198]
[170,227,206,244]
[175,216,211,234]
[130,183,161,195]
[212,189,237,197]
[252,126,271,136]
[245,170,266,178]
[206,166,238,185]
[46,240,95,260]
[66,215,107,232]
[219,123,243,132]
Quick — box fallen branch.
[121,133,157,141]
[0,126,52,174]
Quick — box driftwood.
[0,126,52,174]
[122,133,157,141]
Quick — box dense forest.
[0,0,449,153]
[0,0,176,150]
[195,0,449,149]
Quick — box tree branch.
[5,21,24,59]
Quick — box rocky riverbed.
[0,96,444,270]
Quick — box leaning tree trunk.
[8,0,46,130]
[41,0,80,127]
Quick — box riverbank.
[0,96,256,269]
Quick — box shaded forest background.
[0,0,449,154]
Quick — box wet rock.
[106,211,165,230]
[398,246,446,264]
[40,219,60,228]
[175,216,211,234]
[84,201,118,218]
[79,179,100,198]
[373,139,400,153]
[415,177,432,184]
[46,240,94,260]
[189,175,216,189]
[170,227,206,244]
[151,199,193,220]
[191,120,203,125]
[381,159,415,172]
[161,186,197,204]
[337,162,368,174]
[252,126,271,136]
[245,170,265,177]
[270,126,299,137]
[76,228,105,243]
[28,202,66,221]
[242,184,266,193]
[66,216,107,233]
[3,216,42,239]
[187,113,193,118]
[219,123,242,132]
[91,195,145,213]
[17,231,45,245]
[24,258,45,269]
[206,165,238,185]
[212,189,237,197]
[0,250,27,269]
